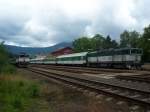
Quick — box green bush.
[1,64,16,74]
[29,84,40,97]
[0,77,40,112]
[0,43,16,74]
[0,42,17,74]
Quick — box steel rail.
[31,64,150,73]
[116,75,150,83]
[26,67,150,107]
[30,65,150,84]
[31,64,134,73]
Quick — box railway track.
[30,64,107,74]
[116,74,150,83]
[31,64,150,74]
[26,66,150,109]
[29,65,150,92]
[30,65,150,90]
[30,64,137,74]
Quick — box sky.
[0,0,150,47]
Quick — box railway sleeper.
[27,68,150,108]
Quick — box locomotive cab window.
[121,49,130,55]
[131,49,143,54]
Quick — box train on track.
[30,48,143,69]
[16,53,30,67]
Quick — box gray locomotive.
[16,53,30,67]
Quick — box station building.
[51,47,73,56]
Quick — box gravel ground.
[18,69,147,112]
[143,63,150,70]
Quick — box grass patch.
[0,64,16,74]
[0,74,40,112]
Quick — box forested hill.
[4,42,72,55]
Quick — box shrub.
[28,84,40,97]
[1,64,16,74]
[0,42,16,74]
[0,75,40,112]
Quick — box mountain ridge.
[5,42,72,55]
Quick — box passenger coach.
[56,52,88,66]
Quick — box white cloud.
[0,0,149,47]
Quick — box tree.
[73,37,92,52]
[103,35,118,49]
[0,42,9,72]
[120,30,130,47]
[139,25,150,62]
[111,40,118,48]
[73,34,119,52]
[120,30,140,48]
[91,34,105,50]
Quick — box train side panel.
[98,56,112,63]
[56,52,88,65]
[87,48,143,68]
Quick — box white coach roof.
[57,52,88,58]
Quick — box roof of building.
[51,47,72,54]
[57,52,88,58]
